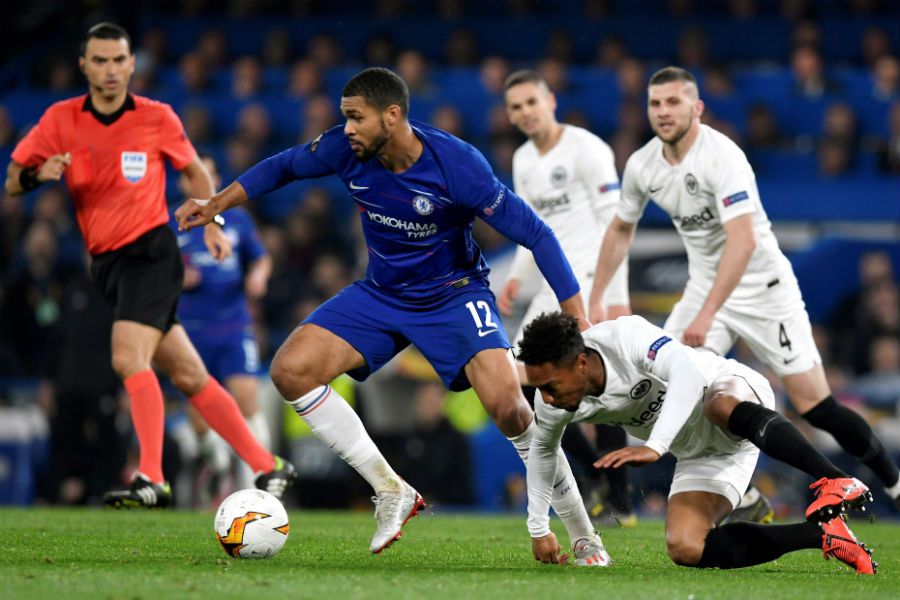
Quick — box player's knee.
[666,535,704,566]
[484,395,530,436]
[270,352,317,400]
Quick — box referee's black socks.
[802,395,900,487]
[727,401,846,480]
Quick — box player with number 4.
[587,66,900,514]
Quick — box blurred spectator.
[877,100,900,173]
[47,58,78,92]
[0,192,26,272]
[307,33,343,69]
[225,137,262,178]
[479,56,510,97]
[584,0,612,20]
[375,0,407,18]
[817,136,854,177]
[444,28,479,66]
[0,221,68,376]
[609,130,642,175]
[395,50,435,98]
[780,0,816,20]
[235,103,273,147]
[310,253,352,299]
[594,35,629,69]
[430,104,466,138]
[196,29,229,69]
[822,103,859,147]
[232,55,263,98]
[546,29,575,63]
[536,57,569,95]
[790,20,822,51]
[0,104,16,148]
[745,103,787,149]
[616,57,646,102]
[702,66,735,99]
[729,0,759,19]
[675,26,710,70]
[179,52,212,93]
[262,29,292,66]
[299,94,339,143]
[853,335,900,412]
[180,104,214,145]
[667,0,694,17]
[860,26,893,67]
[871,55,900,102]
[288,58,325,98]
[365,32,397,66]
[32,186,81,268]
[791,45,838,98]
[617,101,649,138]
[437,0,465,18]
[135,27,168,73]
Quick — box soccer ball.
[214,489,289,559]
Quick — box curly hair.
[517,311,585,367]
[343,67,410,116]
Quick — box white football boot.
[572,532,612,567]
[369,481,425,554]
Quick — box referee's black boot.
[254,455,298,500]
[103,473,173,509]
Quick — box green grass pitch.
[2,508,897,599]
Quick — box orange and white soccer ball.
[214,489,289,559]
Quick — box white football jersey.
[526,315,762,534]
[617,124,798,309]
[509,125,622,283]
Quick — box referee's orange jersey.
[12,94,197,254]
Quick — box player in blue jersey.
[176,68,602,563]
[174,154,273,493]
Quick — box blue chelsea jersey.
[237,120,579,302]
[171,206,265,336]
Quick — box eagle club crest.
[412,195,434,215]
[630,379,652,399]
[684,173,699,195]
[121,152,147,183]
[551,166,568,187]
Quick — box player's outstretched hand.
[532,533,570,565]
[38,152,71,182]
[498,279,520,316]
[203,222,233,261]
[594,446,661,470]
[176,198,216,231]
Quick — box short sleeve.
[708,138,758,224]
[11,106,63,167]
[615,154,649,224]
[159,104,197,170]
[577,135,621,212]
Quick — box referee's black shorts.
[90,225,183,332]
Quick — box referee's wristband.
[19,166,41,192]
[212,214,226,228]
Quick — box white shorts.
[513,261,629,347]
[664,283,822,377]
[668,367,776,509]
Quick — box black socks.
[803,396,900,487]
[728,401,846,480]
[696,521,821,569]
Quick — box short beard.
[356,118,390,162]
[658,107,694,145]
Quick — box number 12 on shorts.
[466,300,499,336]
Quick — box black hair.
[517,312,585,367]
[647,65,697,88]
[80,22,132,56]
[503,69,547,92]
[342,67,409,116]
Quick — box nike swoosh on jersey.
[349,181,369,190]
[478,328,499,337]
[649,186,662,193]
